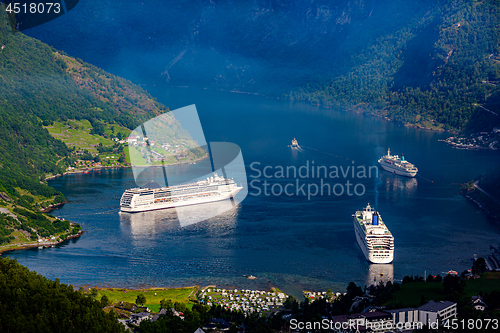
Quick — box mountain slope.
[0,3,195,180]
[22,0,500,132]
[0,257,126,333]
[291,0,500,131]
[0,5,197,248]
[22,0,437,92]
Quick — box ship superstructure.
[353,204,394,264]
[378,148,418,177]
[120,173,242,213]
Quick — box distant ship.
[378,148,418,177]
[120,173,242,213]
[291,138,299,148]
[353,204,394,264]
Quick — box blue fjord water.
[4,87,500,295]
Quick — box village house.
[471,295,488,311]
[387,300,457,331]
[130,312,150,324]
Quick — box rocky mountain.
[23,0,500,131]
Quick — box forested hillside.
[291,0,500,132]
[0,257,126,333]
[0,1,194,183]
[0,4,195,248]
[21,0,500,132]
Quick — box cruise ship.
[120,173,242,213]
[353,204,394,264]
[378,148,418,177]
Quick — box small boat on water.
[291,138,299,148]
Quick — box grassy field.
[97,286,198,312]
[124,145,179,166]
[9,230,30,244]
[45,120,113,153]
[151,146,177,164]
[100,153,121,162]
[386,273,500,308]
[14,188,56,206]
[107,124,131,138]
[386,282,446,308]
[463,272,500,297]
[125,146,147,165]
[45,120,130,154]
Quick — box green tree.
[326,288,333,300]
[0,257,126,333]
[443,274,465,299]
[81,150,93,161]
[283,295,297,309]
[136,293,147,306]
[101,295,110,308]
[160,299,173,310]
[346,282,363,299]
[472,258,487,274]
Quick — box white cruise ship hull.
[121,187,242,213]
[353,218,394,264]
[378,161,417,178]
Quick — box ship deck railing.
[128,180,235,193]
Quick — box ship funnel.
[372,212,379,226]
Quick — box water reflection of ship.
[119,200,239,233]
[175,199,238,228]
[119,209,176,236]
[366,264,394,286]
[383,174,418,197]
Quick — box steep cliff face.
[24,0,429,93]
[22,0,499,131]
[162,0,438,93]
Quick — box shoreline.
[77,284,291,298]
[0,230,85,255]
[45,154,209,181]
[290,96,458,134]
[459,188,500,222]
[45,165,131,181]
[356,110,456,134]
[39,200,68,212]
[146,85,457,134]
[78,283,210,293]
